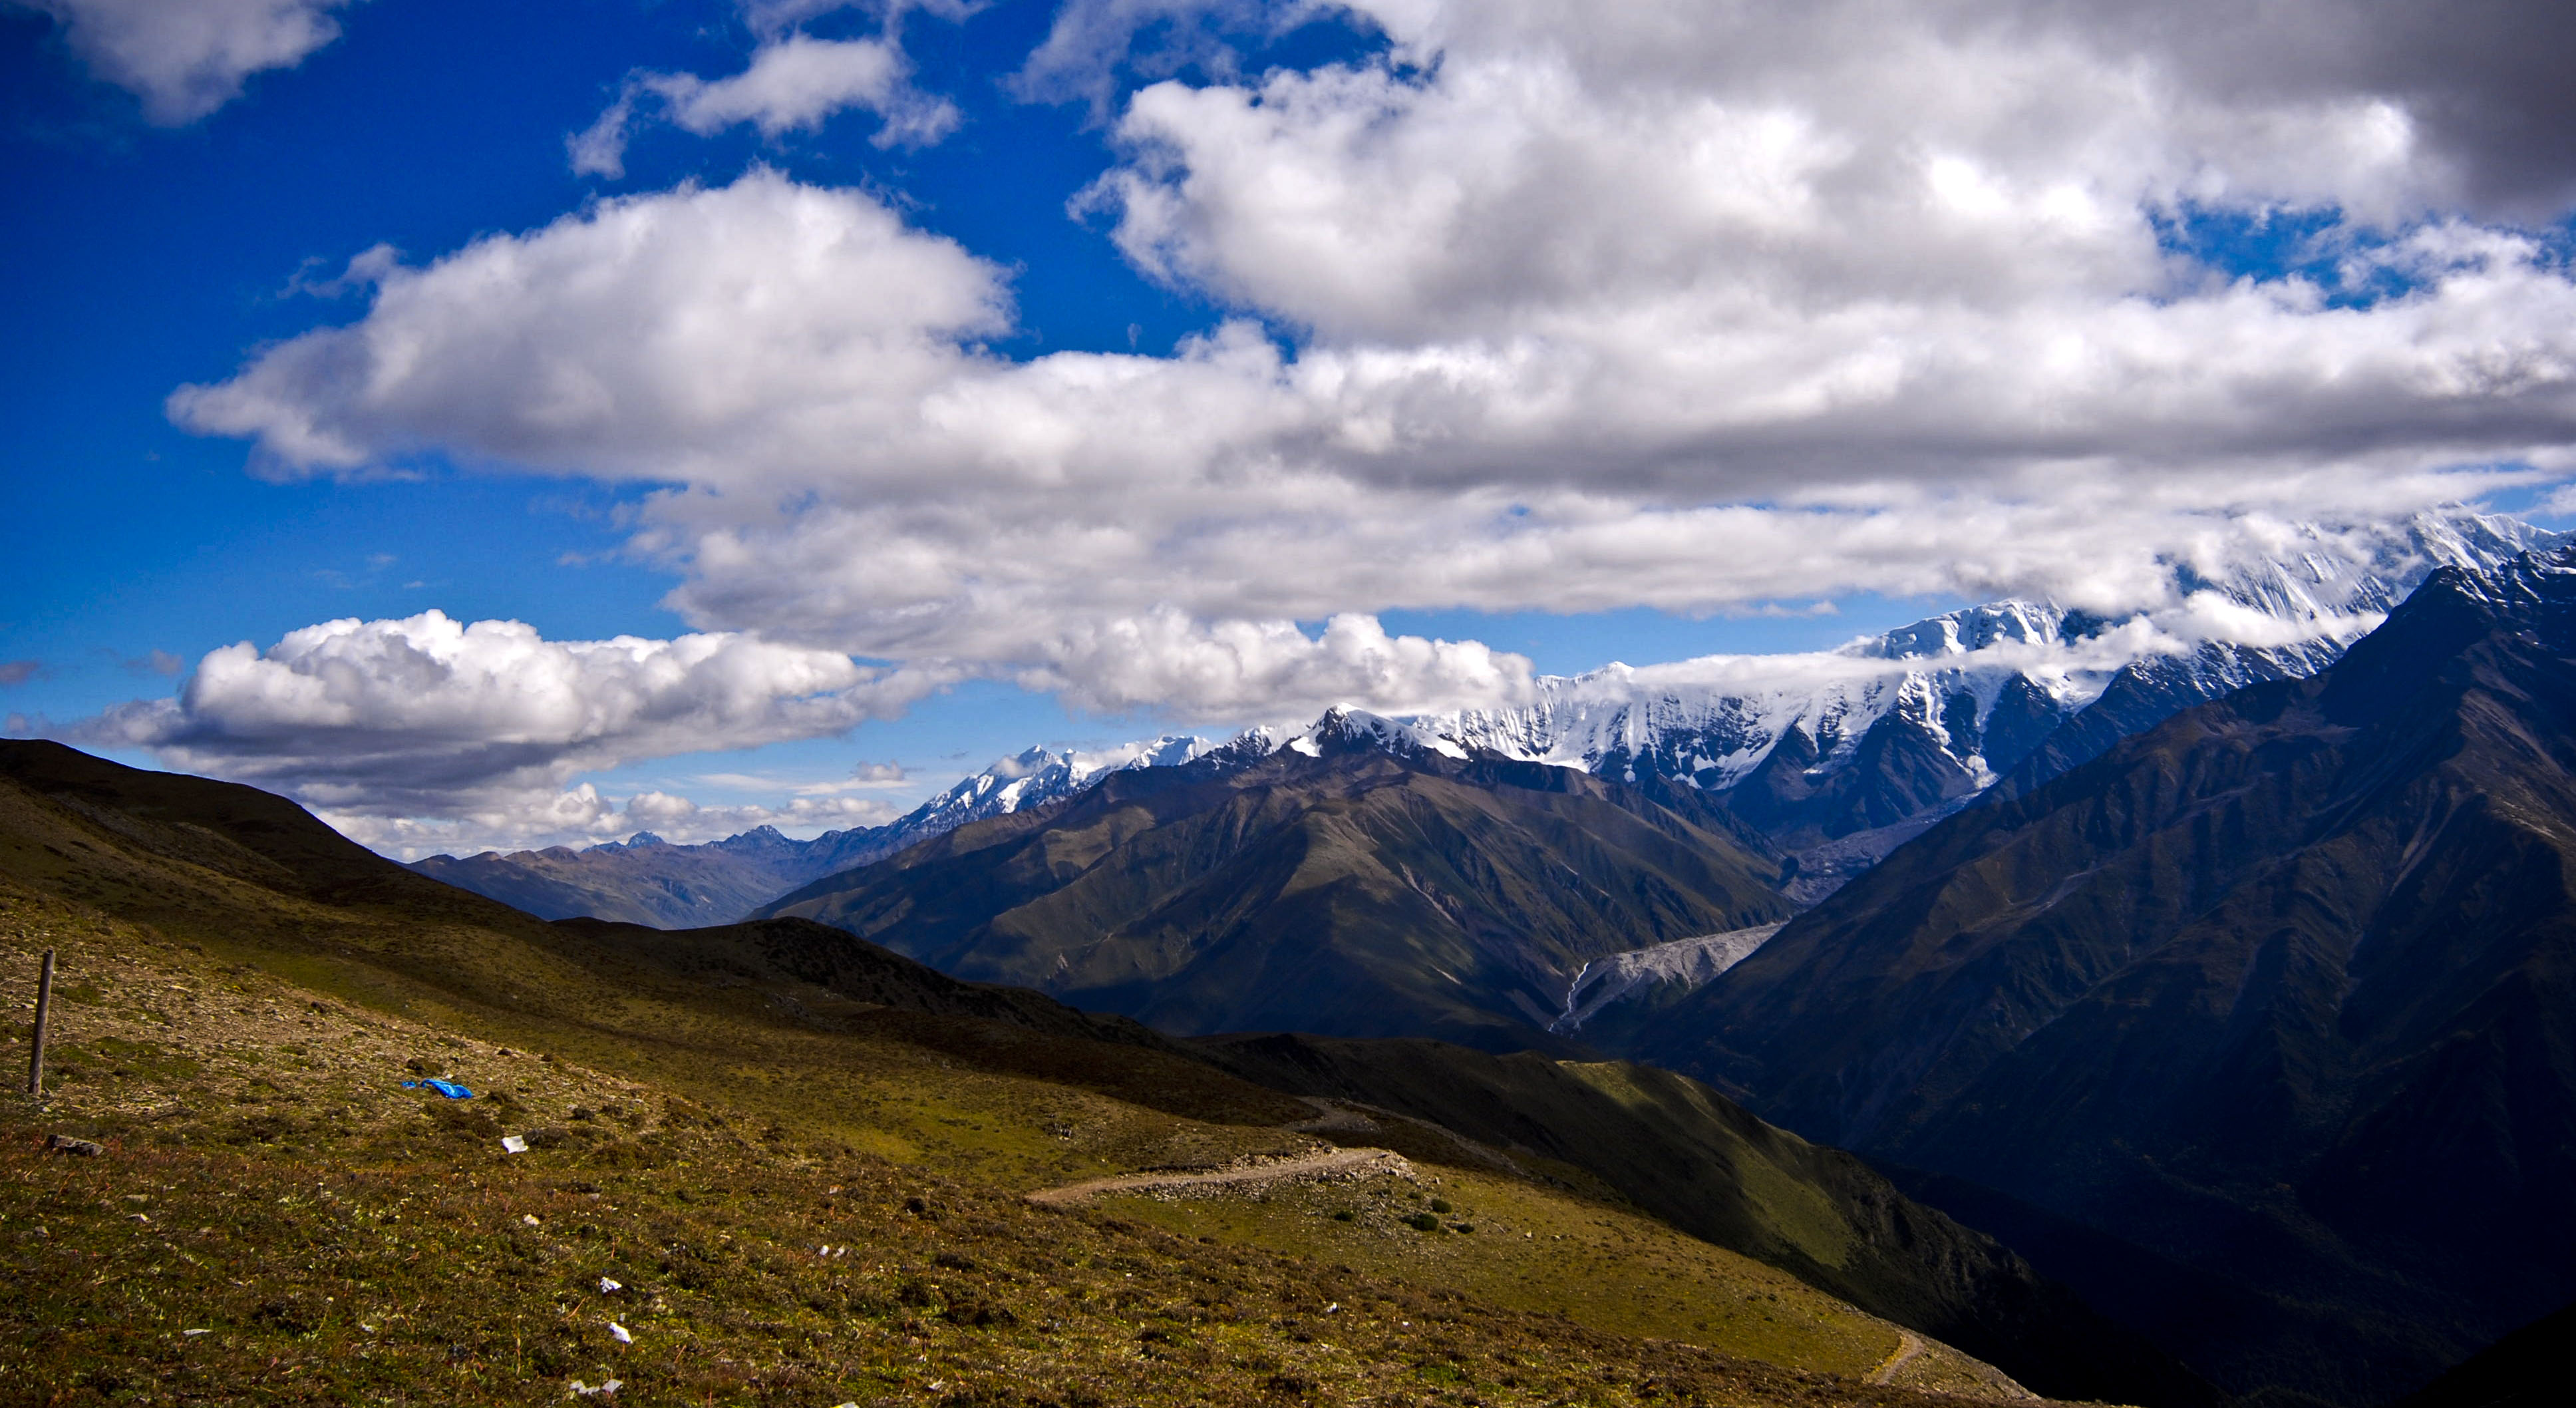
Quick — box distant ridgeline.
[409,737,1209,927]
[416,509,2560,933]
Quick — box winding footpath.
[1026,1147,1412,1206]
[1866,1330,1926,1385]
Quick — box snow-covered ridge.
[1412,510,2562,792]
[581,510,2563,886]
[1222,705,1468,763]
[891,733,1213,840]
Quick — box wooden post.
[26,950,53,1097]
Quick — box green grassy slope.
[760,739,1792,1052]
[1089,1162,2028,1400]
[0,741,2038,1407]
[1200,1033,2218,1408]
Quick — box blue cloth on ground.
[406,1078,473,1099]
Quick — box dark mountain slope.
[759,712,1794,1051]
[1629,550,2576,1405]
[547,914,1186,1055]
[2388,1298,2574,1408]
[1200,1032,2219,1408]
[3,737,532,916]
[1994,641,2329,798]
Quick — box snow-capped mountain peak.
[480,508,2568,920]
[1402,508,2567,863]
[1277,705,1469,761]
[1860,599,2068,661]
[887,733,1223,841]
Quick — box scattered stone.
[46,1134,104,1156]
[597,1277,622,1294]
[607,1321,633,1345]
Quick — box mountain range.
[414,509,2561,930]
[1618,546,2576,1405]
[408,735,1208,926]
[754,708,1795,1052]
[1420,510,2564,883]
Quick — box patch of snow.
[1549,924,1786,1032]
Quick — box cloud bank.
[73,610,947,852]
[155,0,2576,842]
[172,162,2576,694]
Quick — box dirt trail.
[1866,1330,1925,1385]
[1027,1146,1412,1206]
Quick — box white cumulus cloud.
[654,33,957,143]
[571,33,959,178]
[1015,610,1535,717]
[21,0,356,124]
[72,610,952,844]
[170,170,1013,476]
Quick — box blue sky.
[6,0,2573,856]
